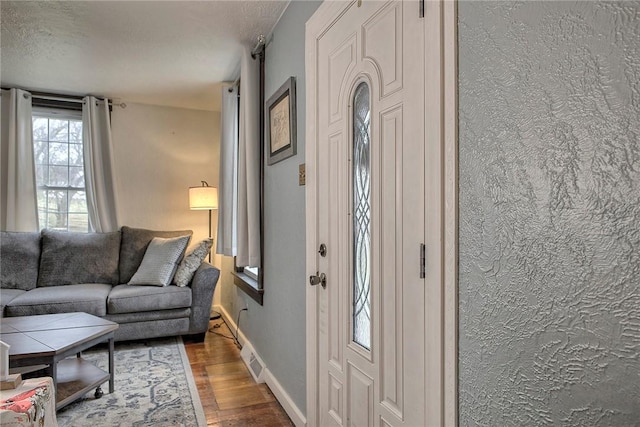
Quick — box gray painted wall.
[459,1,640,425]
[220,0,321,415]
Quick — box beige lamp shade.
[189,186,218,210]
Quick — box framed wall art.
[266,76,296,165]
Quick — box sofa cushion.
[0,289,26,316]
[119,226,193,284]
[5,283,112,317]
[0,231,41,290]
[173,238,213,287]
[37,230,121,287]
[108,284,192,314]
[128,236,190,286]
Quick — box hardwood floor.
[184,319,294,427]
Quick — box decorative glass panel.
[352,82,371,350]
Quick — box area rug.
[56,337,206,426]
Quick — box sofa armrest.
[188,261,221,334]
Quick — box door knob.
[309,272,327,288]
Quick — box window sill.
[232,271,263,305]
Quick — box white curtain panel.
[236,46,262,267]
[0,88,39,231]
[217,84,239,256]
[82,96,119,232]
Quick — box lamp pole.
[208,209,212,263]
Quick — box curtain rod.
[31,93,126,109]
[251,34,266,59]
[228,78,240,93]
[225,34,266,93]
[1,88,126,108]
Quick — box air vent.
[249,354,264,379]
[240,342,266,383]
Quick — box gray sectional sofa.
[0,226,220,342]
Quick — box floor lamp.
[188,181,218,262]
[189,181,221,320]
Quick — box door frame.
[304,1,458,425]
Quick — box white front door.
[306,1,444,426]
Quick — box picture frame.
[266,76,296,165]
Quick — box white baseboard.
[214,304,307,427]
[263,367,307,427]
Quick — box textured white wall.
[459,1,640,424]
[110,103,222,297]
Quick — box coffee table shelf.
[56,357,111,409]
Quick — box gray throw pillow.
[128,235,190,286]
[173,238,213,287]
[119,226,193,284]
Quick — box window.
[218,47,265,304]
[243,266,259,281]
[32,109,89,232]
[233,263,263,304]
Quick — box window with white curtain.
[232,78,263,304]
[32,108,90,232]
[218,45,264,305]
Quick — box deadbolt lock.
[318,243,327,257]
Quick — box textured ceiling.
[0,1,289,111]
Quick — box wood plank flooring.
[184,319,294,427]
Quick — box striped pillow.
[128,235,190,286]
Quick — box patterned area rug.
[56,337,206,426]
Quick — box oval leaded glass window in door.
[352,82,371,350]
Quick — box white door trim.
[443,0,459,425]
[305,1,459,425]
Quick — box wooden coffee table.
[0,312,119,410]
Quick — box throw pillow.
[173,238,213,287]
[128,235,190,286]
[118,226,193,284]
